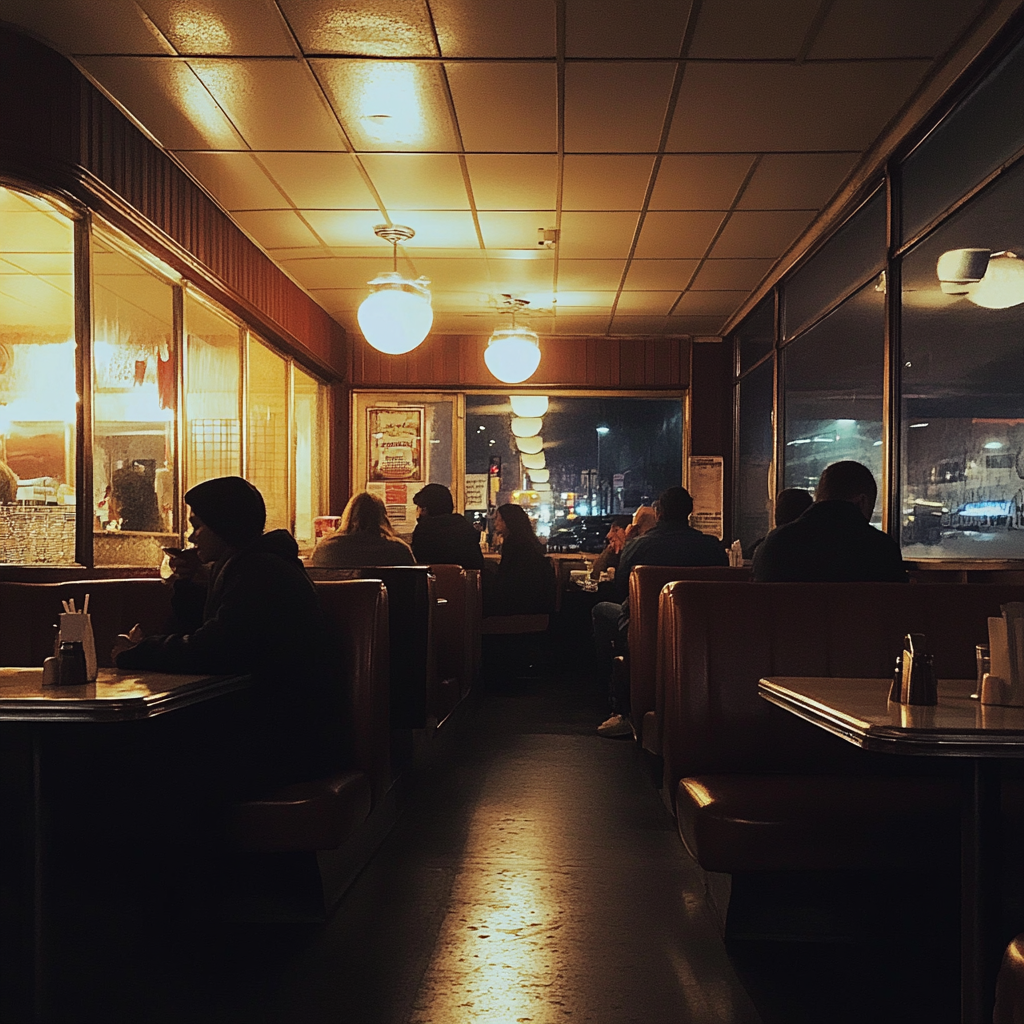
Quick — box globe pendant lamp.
[358,224,433,354]
[485,296,541,384]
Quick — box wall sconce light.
[357,224,433,354]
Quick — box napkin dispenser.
[899,633,937,706]
[981,603,1024,706]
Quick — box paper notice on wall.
[689,455,724,540]
[368,481,417,534]
[465,474,488,511]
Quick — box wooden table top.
[0,667,250,723]
[758,676,1024,758]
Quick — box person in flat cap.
[410,482,485,569]
[114,475,341,791]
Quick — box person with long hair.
[482,502,556,616]
[311,490,415,567]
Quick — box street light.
[596,426,609,515]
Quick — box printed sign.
[367,406,424,482]
[689,455,724,540]
[465,473,488,511]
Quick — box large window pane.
[900,158,1024,558]
[246,336,289,533]
[735,294,774,374]
[293,365,326,552]
[736,358,774,552]
[783,186,886,340]
[782,282,884,524]
[0,188,77,565]
[184,295,240,494]
[92,236,177,567]
[902,34,1024,243]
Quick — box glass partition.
[92,234,177,566]
[782,281,885,524]
[900,157,1024,558]
[735,294,774,375]
[293,365,326,552]
[184,294,241,494]
[736,358,774,553]
[246,336,290,533]
[0,187,77,564]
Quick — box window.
[293,365,326,552]
[735,294,774,374]
[184,294,241,493]
[0,188,77,565]
[92,233,177,566]
[900,157,1024,558]
[735,358,774,552]
[246,336,289,533]
[782,281,885,524]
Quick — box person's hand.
[112,623,145,661]
[162,546,204,582]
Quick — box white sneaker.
[597,713,633,738]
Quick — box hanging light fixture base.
[374,224,415,246]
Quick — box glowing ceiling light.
[515,435,543,455]
[357,224,432,355]
[485,296,541,384]
[984,441,1004,449]
[529,469,550,483]
[510,395,549,417]
[510,416,543,438]
[357,63,423,145]
[520,452,546,470]
[969,252,1024,309]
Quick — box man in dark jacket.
[411,483,485,568]
[752,461,907,583]
[115,476,340,791]
[594,486,728,737]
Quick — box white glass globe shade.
[510,395,549,417]
[515,435,543,455]
[511,416,543,438]
[969,252,1024,309]
[484,328,541,384]
[358,277,433,355]
[529,469,550,483]
[520,452,546,470]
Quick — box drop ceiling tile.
[633,212,726,259]
[673,291,747,315]
[296,209,385,246]
[478,211,556,250]
[649,154,756,210]
[465,155,558,210]
[688,0,819,58]
[616,292,679,315]
[278,257,384,290]
[306,288,367,312]
[254,153,378,208]
[690,258,774,291]
[232,210,322,249]
[557,260,627,291]
[143,0,294,55]
[447,63,556,152]
[565,63,676,153]
[312,60,459,152]
[175,152,286,209]
[77,57,245,149]
[432,312,496,333]
[358,154,470,211]
[811,0,986,59]
[711,210,815,259]
[668,62,930,151]
[486,258,557,292]
[554,315,610,335]
[381,211,480,248]
[278,0,438,55]
[0,0,163,54]
[623,259,699,290]
[559,212,640,259]
[188,58,343,150]
[554,292,617,310]
[566,0,689,57]
[667,314,729,334]
[431,0,555,56]
[433,291,493,313]
[0,254,73,275]
[609,315,669,335]
[404,258,489,290]
[739,154,860,211]
[562,156,656,211]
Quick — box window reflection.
[782,282,884,524]
[736,359,774,552]
[92,234,177,566]
[0,188,77,565]
[901,159,1024,558]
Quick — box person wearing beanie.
[410,483,485,569]
[114,475,340,791]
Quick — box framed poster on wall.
[367,406,424,482]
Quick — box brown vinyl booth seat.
[0,579,173,667]
[659,581,1024,878]
[428,564,480,719]
[627,565,751,756]
[230,579,390,853]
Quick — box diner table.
[758,675,1024,1024]
[0,666,251,1023]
